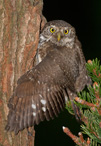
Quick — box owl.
[5,20,92,134]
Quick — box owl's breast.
[53,46,80,80]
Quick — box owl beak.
[57,33,61,41]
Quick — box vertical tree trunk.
[0,0,46,145]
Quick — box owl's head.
[40,20,76,47]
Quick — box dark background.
[35,0,101,145]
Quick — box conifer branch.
[65,59,101,146]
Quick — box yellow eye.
[64,29,69,34]
[50,28,55,33]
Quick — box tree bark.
[0,0,46,145]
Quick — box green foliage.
[81,109,101,143]
[86,58,101,83]
[89,139,101,146]
[66,58,101,146]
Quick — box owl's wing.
[5,52,75,135]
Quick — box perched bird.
[5,20,92,134]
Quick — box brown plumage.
[5,20,92,134]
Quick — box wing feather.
[50,91,60,114]
[46,91,55,119]
[44,91,51,121]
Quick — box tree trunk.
[0,0,46,145]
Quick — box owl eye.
[64,29,69,34]
[50,28,55,33]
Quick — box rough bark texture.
[0,0,46,145]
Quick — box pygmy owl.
[5,20,92,134]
